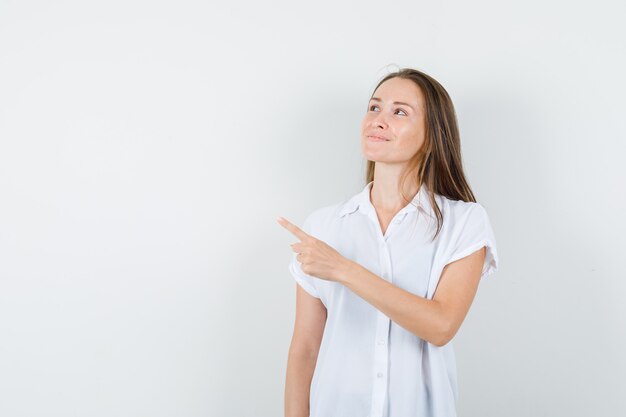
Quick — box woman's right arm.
[284,284,327,417]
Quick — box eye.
[368,104,407,116]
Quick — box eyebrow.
[369,97,416,111]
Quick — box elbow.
[433,334,451,347]
[422,301,456,347]
[432,320,455,347]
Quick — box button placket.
[371,313,390,417]
[370,239,392,417]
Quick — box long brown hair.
[365,67,476,240]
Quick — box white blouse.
[289,181,499,417]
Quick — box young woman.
[278,67,499,417]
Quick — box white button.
[377,372,384,378]
[378,340,385,345]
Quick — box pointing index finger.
[277,216,310,241]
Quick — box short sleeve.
[445,203,499,279]
[288,214,321,298]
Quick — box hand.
[277,216,353,282]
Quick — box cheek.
[397,127,425,152]
[360,117,371,132]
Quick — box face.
[360,77,426,164]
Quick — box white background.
[1,0,625,416]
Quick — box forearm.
[284,348,317,417]
[337,261,449,346]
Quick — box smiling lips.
[368,135,390,142]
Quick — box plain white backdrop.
[1,0,625,416]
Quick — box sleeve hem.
[289,261,320,298]
[445,239,499,279]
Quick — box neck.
[369,177,421,213]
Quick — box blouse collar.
[338,181,437,219]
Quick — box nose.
[372,110,388,128]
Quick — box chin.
[361,152,386,163]
[362,145,386,159]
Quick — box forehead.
[372,77,424,107]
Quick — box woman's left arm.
[337,247,485,347]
